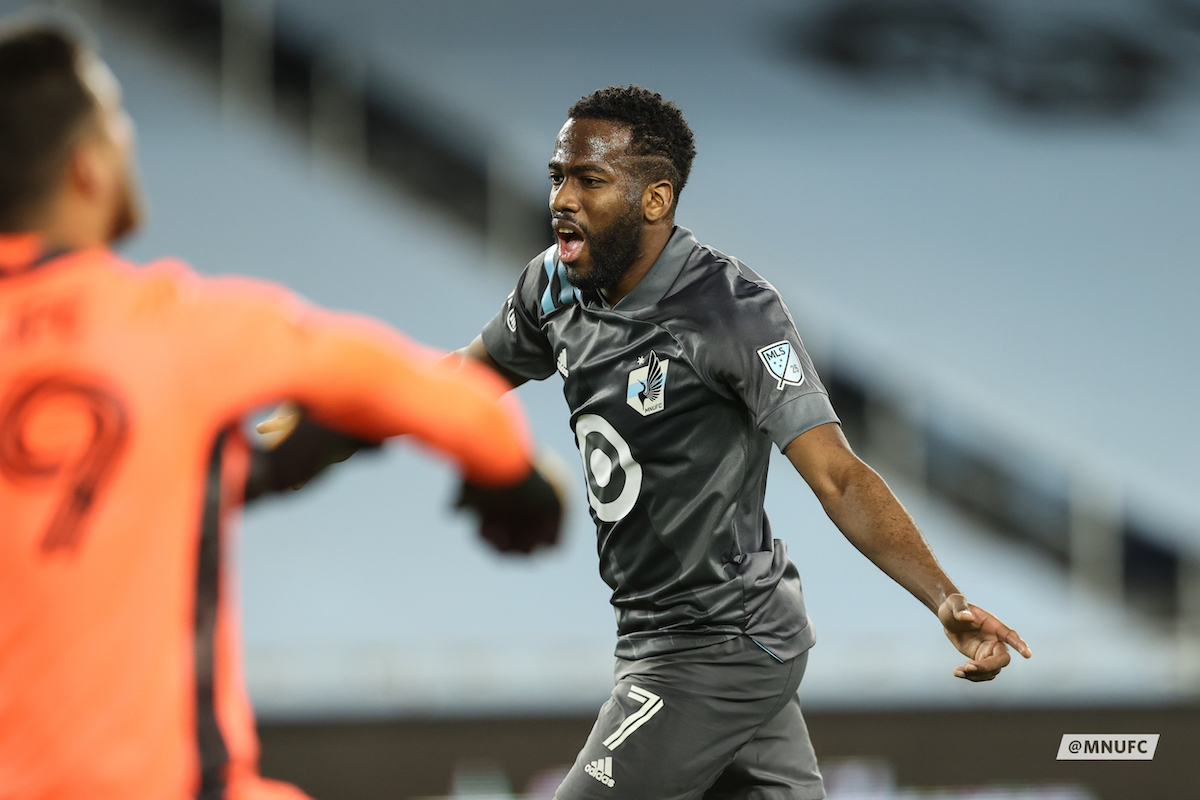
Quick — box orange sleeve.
[171,270,533,486]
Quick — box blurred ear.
[65,135,107,200]
[642,179,674,222]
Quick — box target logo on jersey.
[575,414,642,523]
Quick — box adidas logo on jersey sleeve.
[584,756,615,787]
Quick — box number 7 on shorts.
[602,685,663,750]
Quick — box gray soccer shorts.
[555,635,825,800]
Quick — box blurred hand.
[255,402,302,450]
[938,593,1032,682]
[246,404,373,497]
[456,451,568,555]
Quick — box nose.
[550,179,580,214]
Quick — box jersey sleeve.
[174,270,534,487]
[479,252,557,381]
[697,276,839,451]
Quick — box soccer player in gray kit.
[459,85,1032,800]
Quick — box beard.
[563,201,644,293]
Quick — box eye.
[581,177,603,188]
[549,173,564,186]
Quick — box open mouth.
[554,220,585,263]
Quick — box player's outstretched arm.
[193,276,532,487]
[252,402,563,554]
[238,304,562,551]
[784,422,1031,681]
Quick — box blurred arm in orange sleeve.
[299,329,534,488]
[189,274,533,488]
[180,272,562,553]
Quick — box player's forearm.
[820,462,960,614]
[457,334,528,388]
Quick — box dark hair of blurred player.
[0,22,141,242]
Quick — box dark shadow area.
[1124,527,1181,620]
[779,0,1190,120]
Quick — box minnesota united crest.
[627,351,669,416]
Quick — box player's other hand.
[937,593,1032,682]
[456,453,566,555]
[255,402,303,450]
[247,403,375,498]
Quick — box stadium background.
[4,0,1198,797]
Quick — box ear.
[64,135,107,200]
[642,180,675,223]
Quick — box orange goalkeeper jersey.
[0,234,533,800]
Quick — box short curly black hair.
[568,85,696,212]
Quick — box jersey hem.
[614,630,743,660]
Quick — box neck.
[600,220,674,306]
[36,193,111,252]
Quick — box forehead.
[552,118,633,167]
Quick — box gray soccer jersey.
[481,227,838,661]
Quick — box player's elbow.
[811,457,875,514]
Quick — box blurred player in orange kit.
[0,18,560,800]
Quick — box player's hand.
[456,452,567,555]
[937,593,1031,682]
[255,402,302,450]
[247,404,374,497]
